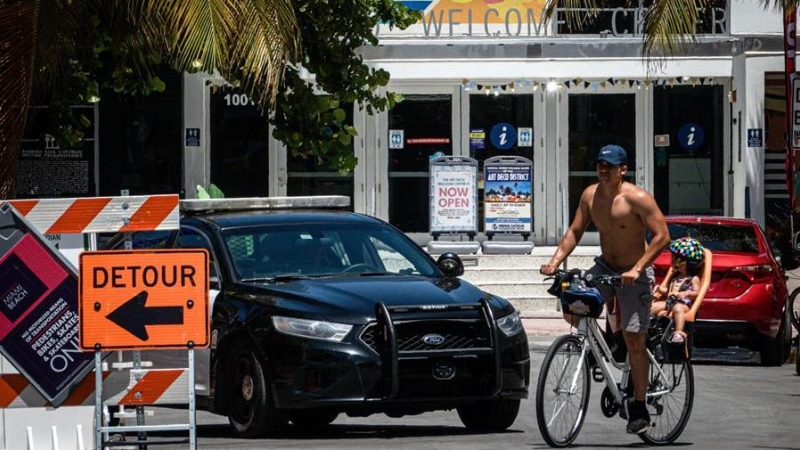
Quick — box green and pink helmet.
[669,237,705,266]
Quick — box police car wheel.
[226,342,286,437]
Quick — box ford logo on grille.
[422,334,445,345]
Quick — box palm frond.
[642,0,713,64]
[0,0,39,199]
[134,0,234,74]
[759,0,800,11]
[542,0,605,34]
[31,0,77,97]
[227,0,300,108]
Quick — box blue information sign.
[677,123,705,151]
[490,123,516,150]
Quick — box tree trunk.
[0,0,38,200]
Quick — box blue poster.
[677,123,704,151]
[469,129,485,150]
[483,165,532,233]
[490,123,516,150]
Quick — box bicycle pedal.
[592,366,605,382]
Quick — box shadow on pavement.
[690,346,761,366]
[122,422,523,441]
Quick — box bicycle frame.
[568,316,680,408]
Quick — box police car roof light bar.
[180,196,351,213]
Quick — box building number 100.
[224,93,255,107]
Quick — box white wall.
[731,0,783,35]
[744,54,785,226]
[183,72,215,199]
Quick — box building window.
[652,85,724,215]
[568,93,636,227]
[287,103,354,206]
[388,94,453,232]
[98,68,182,197]
[209,86,269,198]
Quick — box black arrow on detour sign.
[106,290,184,341]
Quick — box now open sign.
[429,156,478,233]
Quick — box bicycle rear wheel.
[535,334,591,448]
[639,359,694,445]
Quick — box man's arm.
[540,188,592,275]
[620,188,670,284]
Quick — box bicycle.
[535,270,694,447]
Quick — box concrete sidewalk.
[522,311,573,337]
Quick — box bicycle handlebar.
[547,269,621,287]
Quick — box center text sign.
[79,249,209,351]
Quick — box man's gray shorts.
[586,256,655,334]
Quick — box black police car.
[104,196,529,437]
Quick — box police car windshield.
[221,222,438,281]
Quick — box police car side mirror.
[437,253,464,277]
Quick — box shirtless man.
[539,144,670,435]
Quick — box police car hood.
[260,275,507,315]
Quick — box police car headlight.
[272,316,352,342]
[496,311,523,337]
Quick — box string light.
[459,77,716,93]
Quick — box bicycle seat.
[654,248,713,322]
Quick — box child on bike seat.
[651,237,705,343]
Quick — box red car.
[652,216,792,366]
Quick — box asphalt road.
[108,338,800,450]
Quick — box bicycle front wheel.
[535,334,591,448]
[639,359,694,445]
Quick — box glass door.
[466,93,535,232]
[378,87,460,238]
[652,85,725,215]
[208,85,270,197]
[561,88,644,244]
[285,103,355,209]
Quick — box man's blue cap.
[597,144,627,166]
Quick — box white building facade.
[180,0,795,246]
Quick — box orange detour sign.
[79,249,209,350]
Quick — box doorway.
[561,89,644,244]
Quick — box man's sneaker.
[626,416,650,434]
[626,401,650,434]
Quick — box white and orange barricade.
[0,195,183,450]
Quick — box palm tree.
[0,0,301,199]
